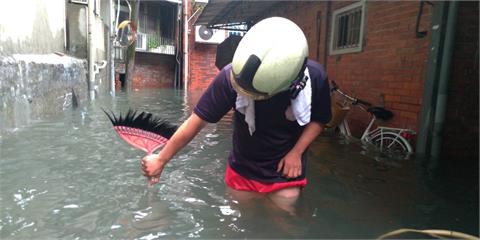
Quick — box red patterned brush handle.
[104,109,178,185]
[114,126,169,154]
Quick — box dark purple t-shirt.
[194,60,331,183]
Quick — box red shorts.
[225,164,307,193]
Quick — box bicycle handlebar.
[356,98,372,107]
[330,81,372,107]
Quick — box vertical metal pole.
[431,2,458,159]
[323,1,331,71]
[175,3,182,89]
[109,0,116,96]
[63,0,67,51]
[88,0,96,100]
[183,0,189,92]
[125,0,139,92]
[416,2,448,156]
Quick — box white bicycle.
[328,81,416,160]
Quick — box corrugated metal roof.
[194,0,282,27]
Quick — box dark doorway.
[119,73,126,89]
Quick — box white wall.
[0,0,66,54]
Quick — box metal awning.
[194,0,283,28]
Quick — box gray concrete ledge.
[0,54,88,132]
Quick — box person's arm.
[277,62,331,179]
[277,121,325,179]
[143,67,235,185]
[142,112,207,181]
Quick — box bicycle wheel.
[370,132,413,160]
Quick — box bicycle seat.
[367,107,393,120]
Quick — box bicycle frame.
[330,81,416,157]
[336,101,377,142]
[331,85,371,138]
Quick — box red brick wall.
[125,52,176,89]
[187,0,220,91]
[273,1,430,136]
[187,2,478,160]
[188,1,430,136]
[189,42,219,90]
[115,52,175,89]
[443,2,479,160]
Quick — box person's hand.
[142,153,168,185]
[148,175,161,186]
[276,150,302,179]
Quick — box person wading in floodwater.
[142,17,331,214]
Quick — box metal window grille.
[134,32,175,55]
[136,33,147,50]
[114,45,126,62]
[330,2,365,55]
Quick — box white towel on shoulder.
[235,92,256,135]
[236,68,312,135]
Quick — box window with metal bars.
[330,1,365,55]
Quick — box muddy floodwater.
[1,89,478,239]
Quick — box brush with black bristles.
[103,109,178,154]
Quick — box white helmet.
[231,17,308,100]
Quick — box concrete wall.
[0,54,88,131]
[66,3,88,59]
[92,10,110,97]
[0,0,66,55]
[0,0,112,132]
[66,1,108,61]
[66,1,110,97]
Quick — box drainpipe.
[183,0,189,91]
[323,1,331,71]
[94,61,108,77]
[88,0,96,100]
[109,0,116,96]
[175,3,182,89]
[416,2,448,156]
[430,1,458,159]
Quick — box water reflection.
[0,89,477,239]
[112,189,173,239]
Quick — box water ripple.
[2,89,473,239]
